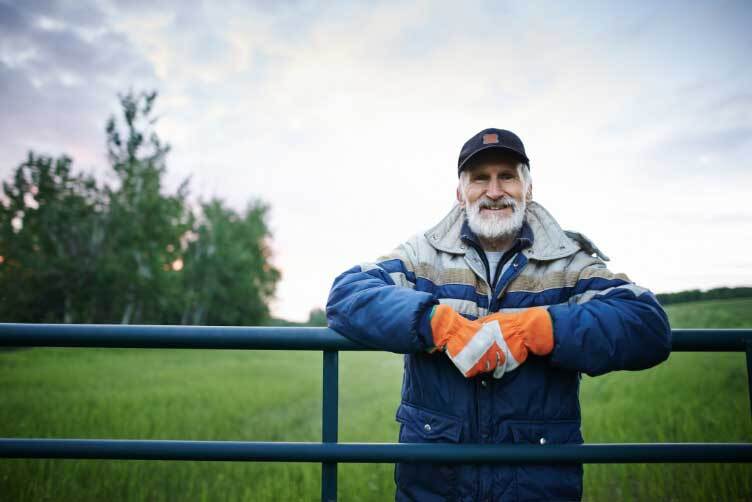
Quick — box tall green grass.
[580,298,752,500]
[1,298,750,501]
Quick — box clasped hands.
[429,304,553,379]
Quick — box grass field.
[1,298,751,501]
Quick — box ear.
[456,185,465,207]
[526,183,533,202]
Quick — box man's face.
[457,160,527,242]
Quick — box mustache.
[477,196,519,210]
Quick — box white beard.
[464,195,526,242]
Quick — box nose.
[485,178,505,199]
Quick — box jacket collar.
[424,201,580,261]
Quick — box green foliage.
[306,307,327,326]
[0,298,750,500]
[101,90,194,324]
[0,153,105,323]
[265,308,327,327]
[180,199,279,325]
[0,90,280,326]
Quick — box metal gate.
[1,324,751,501]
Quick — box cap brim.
[458,145,529,174]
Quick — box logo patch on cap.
[482,133,499,144]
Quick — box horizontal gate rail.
[1,323,751,502]
[2,439,752,464]
[0,324,750,351]
[0,324,364,350]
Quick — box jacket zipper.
[489,253,527,312]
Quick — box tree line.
[656,287,752,306]
[0,91,282,326]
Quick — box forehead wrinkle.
[468,163,519,178]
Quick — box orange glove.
[478,307,554,364]
[431,304,553,379]
[430,304,507,378]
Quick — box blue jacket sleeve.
[547,259,672,377]
[325,240,439,354]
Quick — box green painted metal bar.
[1,439,751,463]
[670,329,752,351]
[0,324,364,350]
[0,324,750,352]
[322,351,338,502]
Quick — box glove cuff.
[430,304,463,350]
[518,307,554,355]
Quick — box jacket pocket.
[507,419,584,502]
[507,419,583,445]
[394,402,463,500]
[396,402,463,442]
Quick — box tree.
[0,89,282,326]
[0,153,105,323]
[180,199,280,326]
[101,90,193,324]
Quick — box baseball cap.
[457,128,529,176]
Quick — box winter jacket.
[326,201,672,501]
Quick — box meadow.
[1,298,751,501]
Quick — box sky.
[1,0,750,321]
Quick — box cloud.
[0,2,29,35]
[0,0,157,171]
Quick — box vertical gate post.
[322,350,339,502]
[746,341,752,422]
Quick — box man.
[326,128,672,501]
